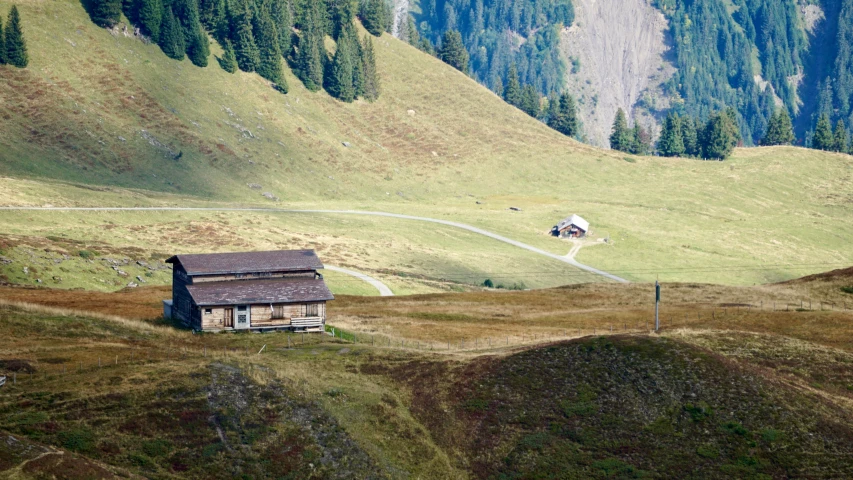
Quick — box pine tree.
[295,23,324,91]
[138,0,163,40]
[158,6,185,60]
[833,120,848,153]
[657,112,685,157]
[174,0,209,67]
[218,38,238,73]
[812,114,834,151]
[701,110,740,160]
[761,108,795,146]
[439,30,468,73]
[326,29,354,101]
[254,8,286,90]
[360,33,379,101]
[360,0,385,36]
[0,15,6,66]
[547,92,578,137]
[89,0,122,27]
[609,108,633,152]
[681,116,699,156]
[520,84,540,118]
[231,0,260,72]
[4,6,28,68]
[504,64,521,107]
[270,0,293,59]
[631,124,651,155]
[348,26,365,97]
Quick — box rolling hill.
[0,0,852,291]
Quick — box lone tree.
[812,114,834,151]
[657,112,684,157]
[609,108,633,152]
[4,6,28,68]
[547,92,579,137]
[89,0,122,28]
[833,120,848,153]
[701,109,740,160]
[217,39,237,73]
[761,108,795,146]
[503,64,522,108]
[439,30,468,73]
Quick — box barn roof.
[166,250,324,275]
[186,278,334,306]
[558,215,590,233]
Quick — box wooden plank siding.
[199,302,326,329]
[191,271,317,283]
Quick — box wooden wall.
[191,271,316,284]
[199,302,326,330]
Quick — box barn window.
[204,309,212,315]
[272,305,285,320]
[305,303,319,316]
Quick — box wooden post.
[115,356,118,366]
[13,373,16,385]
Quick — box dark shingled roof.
[166,250,324,275]
[186,278,334,306]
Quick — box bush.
[58,428,96,453]
[78,250,97,259]
[483,279,494,288]
[141,438,172,457]
[840,286,853,295]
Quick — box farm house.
[164,250,333,333]
[552,215,590,238]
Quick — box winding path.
[0,206,629,283]
[324,265,394,296]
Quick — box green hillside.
[0,0,852,290]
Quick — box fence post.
[13,373,15,385]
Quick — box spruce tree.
[326,30,354,101]
[812,114,834,151]
[230,0,260,72]
[631,124,651,155]
[4,5,28,68]
[547,92,578,137]
[295,26,324,91]
[360,0,385,36]
[520,84,540,118]
[89,0,122,27]
[833,120,848,153]
[348,26,365,97]
[439,30,468,73]
[138,0,163,40]
[0,15,6,66]
[270,0,293,59]
[681,116,699,156]
[360,33,379,101]
[503,64,521,107]
[173,0,209,67]
[158,6,185,60]
[701,110,740,160]
[761,108,794,146]
[609,108,633,152]
[254,8,286,89]
[657,112,684,157]
[218,38,238,73]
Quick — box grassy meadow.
[0,0,851,290]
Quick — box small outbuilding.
[165,250,333,333]
[552,214,590,238]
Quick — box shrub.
[78,250,97,259]
[840,286,853,295]
[483,279,494,288]
[58,428,96,453]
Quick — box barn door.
[224,308,234,328]
[235,305,251,329]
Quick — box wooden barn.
[164,250,333,333]
[552,215,590,238]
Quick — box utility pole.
[655,280,661,332]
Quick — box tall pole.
[655,281,660,332]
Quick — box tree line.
[610,106,852,159]
[86,0,381,101]
[0,5,28,68]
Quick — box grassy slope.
[3,298,853,478]
[0,0,852,287]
